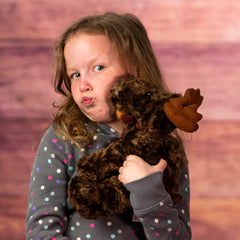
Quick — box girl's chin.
[84,112,115,124]
[80,105,116,123]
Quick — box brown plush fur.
[68,77,203,219]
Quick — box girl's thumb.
[154,159,167,172]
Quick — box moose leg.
[68,175,130,219]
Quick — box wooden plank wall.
[1,0,240,239]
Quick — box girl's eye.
[94,65,105,72]
[71,72,80,79]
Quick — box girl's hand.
[118,155,167,184]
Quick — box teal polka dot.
[44,225,48,230]
[48,159,52,164]
[111,234,116,239]
[71,226,75,231]
[86,234,91,239]
[45,197,49,202]
[69,166,73,171]
[167,219,172,224]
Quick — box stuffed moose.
[68,77,203,219]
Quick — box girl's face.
[64,34,136,130]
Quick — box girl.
[26,12,191,239]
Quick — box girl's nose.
[79,75,92,92]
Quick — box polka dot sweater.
[25,123,191,240]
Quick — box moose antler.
[164,88,203,132]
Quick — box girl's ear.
[124,62,138,77]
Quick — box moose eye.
[145,91,152,98]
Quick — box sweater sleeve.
[25,126,75,240]
[125,165,191,240]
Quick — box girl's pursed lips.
[81,96,93,106]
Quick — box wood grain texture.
[0,0,240,239]
[1,42,239,119]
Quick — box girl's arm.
[25,126,74,240]
[120,156,191,240]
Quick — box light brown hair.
[52,12,169,147]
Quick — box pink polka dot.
[68,154,72,159]
[176,230,179,235]
[60,222,63,226]
[52,139,57,143]
[44,212,49,215]
[155,233,160,236]
[88,145,92,148]
[132,230,136,234]
[28,230,32,233]
[63,159,68,164]
[90,223,95,228]
[31,192,33,196]
[48,175,53,180]
[159,213,164,216]
[51,237,56,240]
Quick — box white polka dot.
[49,219,53,223]
[81,148,86,152]
[51,153,55,158]
[107,221,112,226]
[185,174,188,179]
[50,191,55,196]
[167,227,172,232]
[40,185,45,190]
[76,222,80,226]
[181,209,185,214]
[160,201,164,206]
[110,128,115,132]
[44,147,47,151]
[57,169,61,173]
[38,220,43,224]
[93,135,98,140]
[33,177,36,182]
[77,238,81,240]
[154,218,159,223]
[117,229,122,234]
[56,229,60,233]
[54,206,59,211]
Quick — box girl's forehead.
[65,34,113,54]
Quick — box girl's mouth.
[81,96,93,106]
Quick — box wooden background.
[0,0,240,239]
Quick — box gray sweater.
[26,123,191,239]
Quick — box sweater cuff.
[125,172,172,212]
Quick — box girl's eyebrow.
[66,66,78,74]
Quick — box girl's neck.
[106,120,126,134]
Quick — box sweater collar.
[97,122,121,138]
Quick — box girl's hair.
[52,12,169,147]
